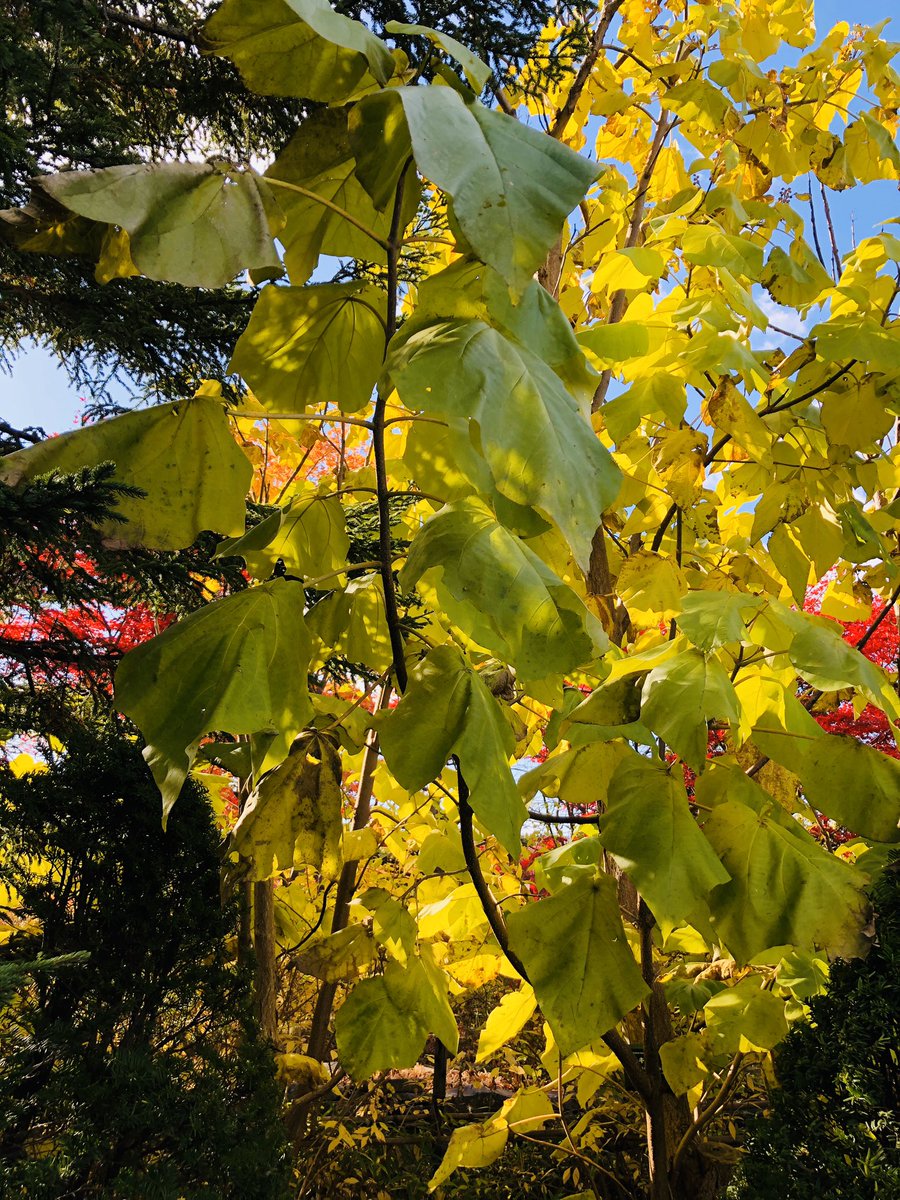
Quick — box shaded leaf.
[115,580,313,818]
[506,873,649,1056]
[230,283,386,413]
[40,162,279,287]
[0,392,251,551]
[401,500,608,679]
[230,732,343,879]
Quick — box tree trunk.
[253,878,277,1041]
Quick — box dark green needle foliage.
[0,720,291,1200]
[729,855,900,1200]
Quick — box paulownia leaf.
[801,733,900,843]
[0,392,252,551]
[335,954,458,1079]
[506,873,649,1056]
[364,87,598,294]
[533,839,603,894]
[401,500,608,679]
[476,984,537,1062]
[39,162,279,288]
[377,645,525,855]
[115,579,313,818]
[640,649,740,770]
[703,977,789,1054]
[677,592,763,651]
[267,105,420,281]
[390,317,620,571]
[217,489,349,581]
[412,258,599,405]
[428,1088,553,1191]
[616,550,687,623]
[385,21,491,91]
[699,769,870,962]
[230,283,386,413]
[231,732,343,880]
[599,753,730,938]
[294,923,377,982]
[307,575,394,672]
[203,0,395,101]
[517,741,630,808]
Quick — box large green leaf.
[699,768,870,962]
[413,259,598,404]
[306,575,394,672]
[39,162,279,288]
[230,283,386,413]
[335,955,458,1078]
[400,500,608,680]
[518,741,630,808]
[640,649,740,770]
[115,580,313,818]
[677,592,764,651]
[367,87,598,293]
[0,393,251,551]
[203,0,394,101]
[217,489,349,581]
[506,873,649,1056]
[703,977,789,1054]
[230,732,342,879]
[266,106,418,281]
[801,733,900,843]
[599,753,730,938]
[389,317,619,569]
[378,645,525,855]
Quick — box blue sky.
[3,0,898,435]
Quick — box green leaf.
[115,580,313,818]
[390,317,619,569]
[39,162,279,288]
[230,283,386,414]
[518,741,630,808]
[801,734,900,843]
[390,87,598,294]
[761,241,832,308]
[307,575,394,673]
[412,258,598,404]
[532,838,603,894]
[599,753,731,938]
[230,732,343,879]
[203,0,395,101]
[385,21,491,91]
[378,645,526,855]
[703,977,789,1053]
[700,778,870,962]
[506,873,649,1056]
[0,393,252,551]
[335,955,458,1079]
[640,649,740,770]
[659,1032,711,1095]
[218,489,349,580]
[677,592,763,651]
[577,322,651,364]
[265,106,414,282]
[681,223,764,278]
[400,499,608,679]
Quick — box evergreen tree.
[1,0,573,414]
